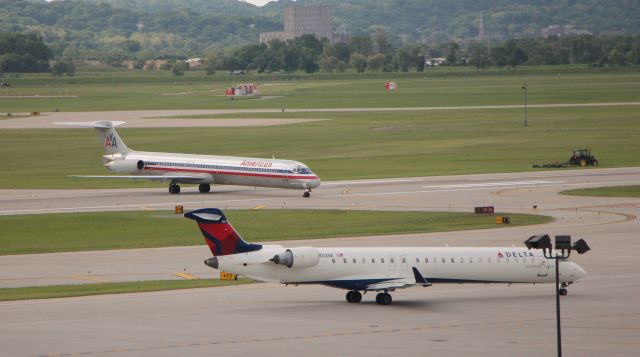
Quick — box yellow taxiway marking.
[174,273,198,280]
[140,206,155,211]
[252,205,266,209]
[67,275,112,282]
[341,189,352,195]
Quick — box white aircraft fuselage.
[108,150,321,191]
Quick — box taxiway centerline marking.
[67,275,112,283]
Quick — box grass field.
[560,185,640,197]
[0,209,552,255]
[1,67,639,112]
[0,278,251,301]
[0,68,639,188]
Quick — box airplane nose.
[307,178,321,188]
[574,263,588,279]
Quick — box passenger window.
[402,258,406,263]
[425,258,429,263]
[362,258,365,263]
[352,258,356,263]
[441,258,445,263]
[381,258,385,263]
[332,258,335,263]
[468,257,473,263]
[371,258,375,263]
[343,258,347,263]
[450,258,454,263]
[459,258,464,263]
[390,258,394,263]
[416,258,420,263]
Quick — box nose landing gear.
[303,189,311,198]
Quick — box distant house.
[186,58,203,70]
[542,25,564,38]
[425,57,446,66]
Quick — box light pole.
[524,234,590,357]
[521,81,528,126]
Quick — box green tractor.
[569,148,598,167]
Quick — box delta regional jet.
[55,121,321,196]
[186,208,589,305]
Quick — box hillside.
[3,0,640,59]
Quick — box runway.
[1,168,639,356]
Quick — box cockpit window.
[293,166,312,174]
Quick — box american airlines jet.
[186,208,589,305]
[55,121,321,196]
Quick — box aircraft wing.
[70,173,213,184]
[365,268,432,291]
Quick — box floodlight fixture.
[572,239,591,255]
[555,235,572,253]
[524,234,551,251]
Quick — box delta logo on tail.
[104,134,117,148]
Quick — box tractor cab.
[569,148,598,167]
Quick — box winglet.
[412,267,432,287]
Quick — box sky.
[241,0,276,6]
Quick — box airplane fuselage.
[108,151,321,190]
[214,246,587,291]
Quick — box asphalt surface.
[1,167,639,356]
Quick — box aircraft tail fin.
[54,121,130,155]
[184,208,262,256]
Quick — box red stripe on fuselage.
[143,166,319,180]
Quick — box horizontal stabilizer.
[53,121,126,129]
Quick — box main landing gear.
[346,290,362,303]
[375,292,392,305]
[303,189,311,198]
[169,182,181,194]
[168,183,211,194]
[345,290,393,305]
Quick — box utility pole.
[522,82,528,126]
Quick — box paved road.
[2,101,640,128]
[1,168,639,356]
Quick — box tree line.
[205,33,640,74]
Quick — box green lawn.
[0,67,639,112]
[560,185,640,197]
[0,69,639,188]
[0,210,552,255]
[0,278,251,301]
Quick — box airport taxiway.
[1,168,639,356]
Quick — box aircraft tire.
[346,291,362,303]
[376,292,392,305]
[559,288,568,296]
[303,191,311,198]
[169,184,180,194]
[199,184,211,193]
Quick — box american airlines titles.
[240,160,273,168]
